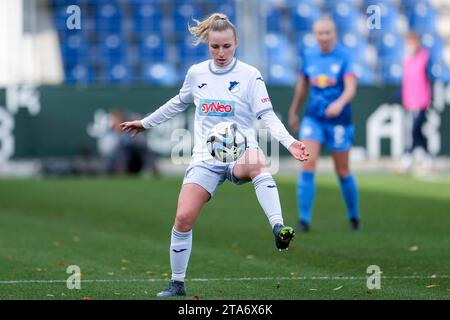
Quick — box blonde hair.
[188,13,237,46]
[313,15,336,33]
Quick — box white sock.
[170,227,192,282]
[252,173,284,229]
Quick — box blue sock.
[297,171,315,225]
[338,175,359,220]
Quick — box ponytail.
[188,13,237,45]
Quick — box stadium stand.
[50,0,450,85]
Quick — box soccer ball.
[206,122,247,163]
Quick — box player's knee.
[302,160,316,172]
[248,164,265,179]
[335,165,350,177]
[175,211,195,231]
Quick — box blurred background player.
[104,109,160,176]
[120,13,309,297]
[400,32,433,173]
[288,16,360,232]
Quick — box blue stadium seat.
[106,63,132,83]
[340,33,369,64]
[427,57,450,82]
[380,61,403,84]
[132,2,163,32]
[331,2,361,33]
[172,2,202,33]
[421,33,444,61]
[178,35,209,62]
[262,7,284,32]
[296,32,316,56]
[65,64,94,83]
[267,62,297,85]
[375,32,404,60]
[352,62,376,85]
[265,33,296,66]
[97,34,129,65]
[291,2,321,32]
[211,0,236,22]
[142,62,179,85]
[139,34,166,62]
[94,3,123,33]
[407,2,437,33]
[60,34,91,65]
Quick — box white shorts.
[182,159,249,198]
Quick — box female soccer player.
[288,16,360,232]
[120,13,309,297]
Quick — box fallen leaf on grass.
[245,255,254,260]
[121,259,129,264]
[114,292,121,296]
[121,267,127,271]
[53,241,61,247]
[431,275,437,279]
[83,296,92,300]
[290,272,298,277]
[107,272,114,276]
[309,288,318,291]
[146,271,154,275]
[162,272,169,278]
[191,295,201,300]
[333,285,344,291]
[46,294,54,297]
[57,261,65,267]
[426,284,440,288]
[408,245,419,252]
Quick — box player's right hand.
[288,112,299,133]
[120,120,146,137]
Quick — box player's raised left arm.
[250,71,309,161]
[259,111,309,162]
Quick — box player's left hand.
[288,140,309,162]
[325,101,344,118]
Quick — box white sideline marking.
[0,275,449,285]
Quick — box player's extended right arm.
[140,95,191,129]
[120,71,193,136]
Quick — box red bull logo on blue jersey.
[199,99,235,117]
[311,74,337,88]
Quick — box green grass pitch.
[0,174,449,300]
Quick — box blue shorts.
[300,117,354,152]
[182,159,249,198]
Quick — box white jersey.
[179,59,273,163]
[141,58,295,164]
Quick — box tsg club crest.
[228,81,240,94]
